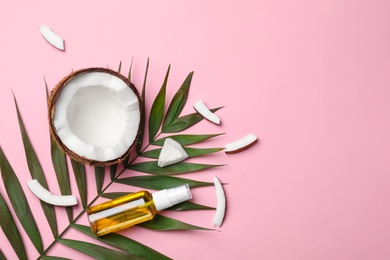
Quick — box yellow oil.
[87,191,158,236]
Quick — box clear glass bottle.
[87,184,192,236]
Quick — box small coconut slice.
[212,176,226,227]
[225,133,257,154]
[48,68,142,166]
[38,25,65,51]
[193,100,220,125]
[158,138,189,167]
[27,179,77,206]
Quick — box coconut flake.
[27,179,77,206]
[225,134,258,154]
[38,25,65,51]
[158,138,189,167]
[193,100,220,125]
[212,176,226,227]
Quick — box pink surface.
[1,0,390,259]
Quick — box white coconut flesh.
[53,71,140,162]
[27,179,77,206]
[38,25,65,51]
[193,99,220,125]
[212,176,226,227]
[158,138,189,167]
[225,133,257,153]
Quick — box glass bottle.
[87,184,192,236]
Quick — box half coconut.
[48,68,142,166]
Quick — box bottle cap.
[152,184,192,211]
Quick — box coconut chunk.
[225,134,257,153]
[193,100,220,125]
[212,176,226,227]
[158,138,189,167]
[27,179,77,206]
[38,25,65,51]
[48,68,141,166]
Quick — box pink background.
[1,0,390,259]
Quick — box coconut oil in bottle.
[87,184,192,236]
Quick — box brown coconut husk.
[48,67,142,167]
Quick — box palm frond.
[58,238,139,260]
[115,175,214,190]
[0,249,7,260]
[110,164,117,181]
[47,83,74,222]
[40,256,72,260]
[70,159,88,208]
[0,191,27,260]
[136,58,148,155]
[162,71,193,129]
[72,224,171,260]
[168,201,215,211]
[128,161,222,175]
[149,65,170,143]
[0,146,43,253]
[162,107,223,133]
[141,147,223,159]
[14,96,58,238]
[0,61,225,259]
[138,215,212,231]
[50,134,73,222]
[153,133,224,146]
[94,166,105,194]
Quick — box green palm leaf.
[162,107,223,133]
[162,71,193,130]
[95,166,105,194]
[115,175,213,190]
[168,201,215,211]
[0,249,6,260]
[153,133,223,146]
[40,256,72,260]
[128,58,133,81]
[138,214,212,231]
[141,147,223,159]
[70,159,87,208]
[14,96,58,237]
[136,58,149,155]
[101,192,132,199]
[117,60,122,73]
[110,164,117,180]
[128,161,222,175]
[72,224,171,260]
[149,65,170,143]
[0,191,27,260]
[0,146,43,253]
[50,135,73,222]
[58,238,140,260]
[184,147,224,157]
[47,84,73,222]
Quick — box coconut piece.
[225,134,257,154]
[27,179,77,206]
[38,25,65,51]
[193,100,220,125]
[48,68,142,166]
[158,138,189,167]
[212,176,226,227]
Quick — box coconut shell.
[48,67,142,167]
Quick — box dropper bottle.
[87,184,192,236]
